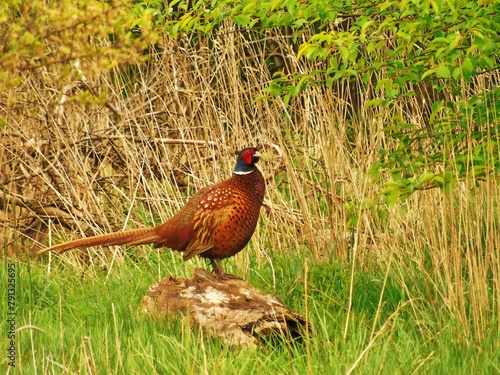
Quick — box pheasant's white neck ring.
[233,170,254,175]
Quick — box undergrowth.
[2,249,499,374]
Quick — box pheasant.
[38,148,265,277]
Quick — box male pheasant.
[38,148,265,277]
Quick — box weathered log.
[140,268,308,347]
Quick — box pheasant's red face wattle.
[242,149,254,165]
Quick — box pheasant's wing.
[182,186,235,261]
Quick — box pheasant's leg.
[210,258,225,278]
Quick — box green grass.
[2,248,499,374]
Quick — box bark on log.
[140,268,308,347]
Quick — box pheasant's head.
[233,147,260,175]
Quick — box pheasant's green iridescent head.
[233,148,260,175]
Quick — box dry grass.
[1,23,499,346]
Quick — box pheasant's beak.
[252,151,261,164]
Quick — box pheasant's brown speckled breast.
[188,169,265,259]
[200,169,265,260]
[153,168,265,261]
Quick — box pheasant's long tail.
[38,227,161,255]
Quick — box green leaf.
[339,46,350,63]
[233,14,251,26]
[436,65,450,78]
[462,57,474,81]
[364,98,383,108]
[421,69,436,80]
[384,187,400,205]
[419,172,436,185]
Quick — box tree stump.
[140,268,307,347]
